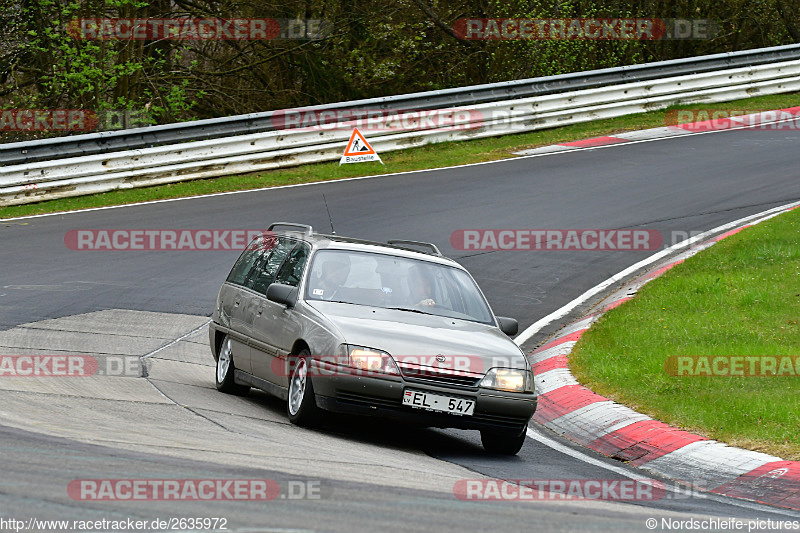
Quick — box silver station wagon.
[209,223,537,454]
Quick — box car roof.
[266,222,461,268]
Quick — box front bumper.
[310,359,536,433]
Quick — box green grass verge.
[1,92,798,219]
[571,207,800,460]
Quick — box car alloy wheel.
[217,338,232,384]
[215,335,250,395]
[287,349,321,426]
[288,358,307,416]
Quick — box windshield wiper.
[387,307,435,315]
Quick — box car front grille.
[397,363,482,388]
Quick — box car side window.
[245,237,296,295]
[274,243,310,287]
[226,236,275,286]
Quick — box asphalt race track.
[2,127,800,531]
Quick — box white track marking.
[514,200,800,346]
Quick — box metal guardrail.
[2,43,800,166]
[2,49,800,207]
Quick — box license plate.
[402,389,475,416]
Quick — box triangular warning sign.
[339,128,383,165]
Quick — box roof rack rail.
[268,222,313,236]
[386,239,442,256]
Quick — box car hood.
[305,301,527,370]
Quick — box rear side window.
[226,236,275,286]
[274,243,310,287]
[244,237,297,295]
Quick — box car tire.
[480,427,527,455]
[287,349,321,427]
[215,335,250,395]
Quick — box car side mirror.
[496,316,518,337]
[266,283,298,308]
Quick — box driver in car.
[316,257,351,300]
[409,266,436,307]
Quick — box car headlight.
[480,368,533,392]
[338,344,399,375]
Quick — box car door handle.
[234,300,240,307]
[256,308,263,316]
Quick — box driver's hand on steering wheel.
[417,298,436,306]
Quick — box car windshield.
[305,249,495,324]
